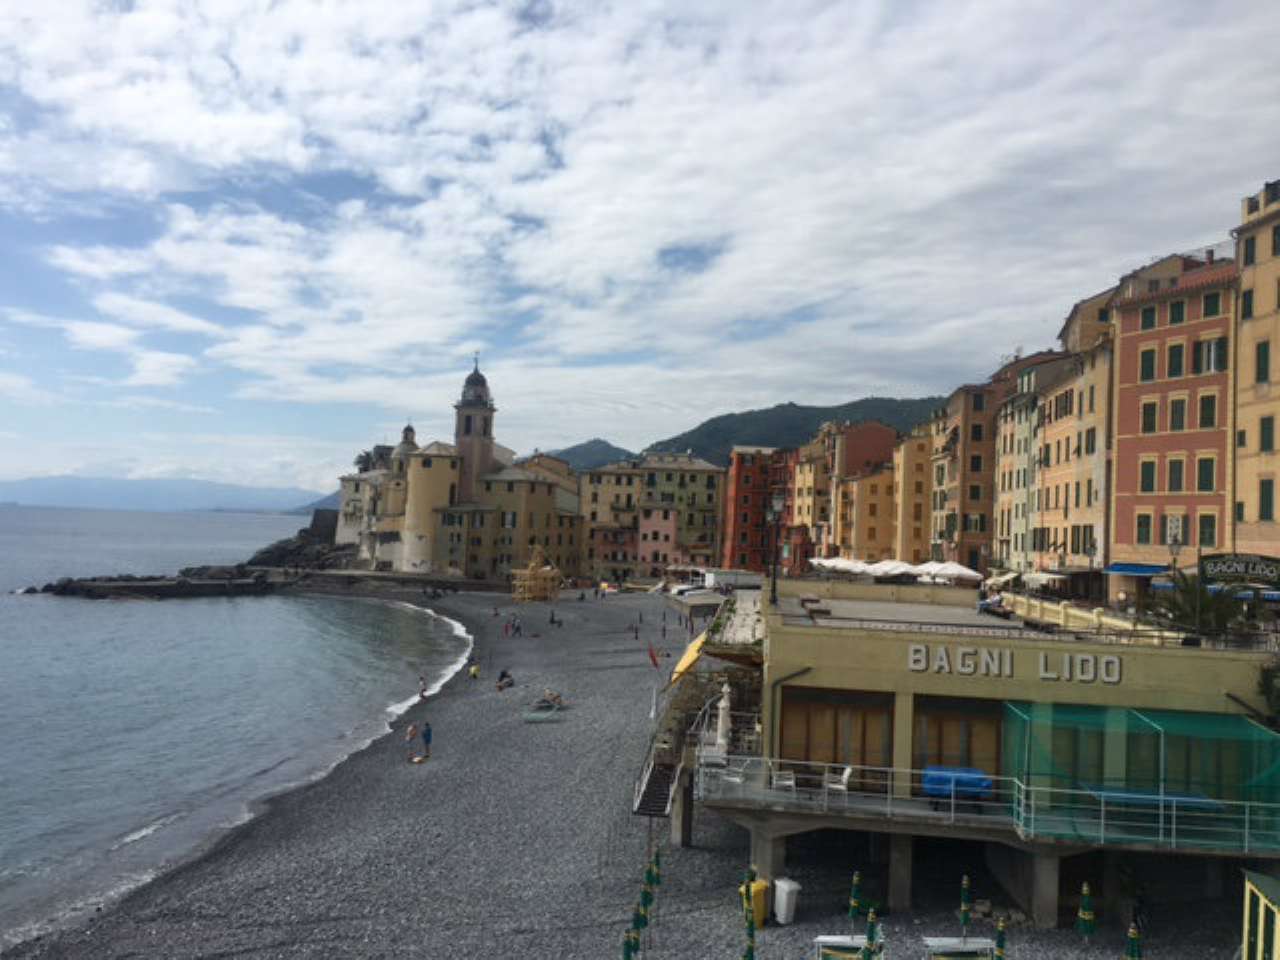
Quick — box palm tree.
[1150,568,1244,636]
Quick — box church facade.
[336,365,582,580]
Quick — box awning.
[1102,563,1169,577]
[1023,572,1067,588]
[668,632,706,687]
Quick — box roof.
[1115,262,1238,306]
[484,466,541,483]
[732,445,777,455]
[416,441,457,456]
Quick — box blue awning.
[1102,563,1169,577]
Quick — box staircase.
[632,760,679,817]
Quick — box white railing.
[695,754,1280,855]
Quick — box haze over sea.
[0,506,470,949]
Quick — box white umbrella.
[935,561,983,581]
[914,560,943,574]
[835,558,869,575]
[866,559,912,577]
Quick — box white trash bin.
[773,877,800,925]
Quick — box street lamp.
[768,493,784,606]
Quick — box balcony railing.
[695,755,1280,855]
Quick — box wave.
[109,814,182,851]
[382,603,474,719]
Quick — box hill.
[645,396,942,465]
[290,490,341,514]
[547,438,637,471]
[0,476,328,513]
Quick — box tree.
[1150,569,1244,636]
[353,450,374,473]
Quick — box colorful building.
[891,426,933,564]
[1232,180,1280,555]
[1107,252,1238,602]
[720,446,778,572]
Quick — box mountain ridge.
[0,476,327,514]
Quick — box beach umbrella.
[960,874,971,940]
[848,870,862,922]
[994,917,1006,959]
[1075,882,1095,941]
[1125,922,1142,958]
[860,908,880,959]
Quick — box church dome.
[392,423,418,459]
[459,359,494,407]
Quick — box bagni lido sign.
[1200,553,1280,589]
[908,643,1122,684]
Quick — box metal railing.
[695,754,1280,855]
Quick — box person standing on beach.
[404,723,419,762]
[420,720,432,759]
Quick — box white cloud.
[3,0,1280,484]
[0,371,58,405]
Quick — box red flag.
[647,642,660,669]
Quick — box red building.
[1108,251,1237,601]
[721,445,782,571]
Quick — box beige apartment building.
[581,452,723,581]
[832,466,896,562]
[891,426,933,564]
[1233,180,1280,554]
[994,376,1038,572]
[792,437,831,552]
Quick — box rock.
[21,586,38,594]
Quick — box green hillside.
[646,396,942,466]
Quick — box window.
[1136,514,1152,544]
[1140,348,1156,381]
[1141,401,1158,433]
[1262,480,1276,522]
[1198,513,1217,548]
[1167,343,1184,377]
[1139,461,1156,492]
[1243,289,1255,319]
[1199,394,1217,429]
[1170,398,1186,431]
[1169,300,1185,325]
[1262,416,1275,452]
[1258,340,1271,383]
[1084,427,1096,454]
[1197,456,1216,492]
[1168,459,1184,492]
[463,414,472,435]
[1244,235,1257,266]
[972,393,985,412]
[1240,429,1249,448]
[1088,384,1095,411]
[1140,305,1156,329]
[970,454,982,471]
[970,423,984,441]
[1203,291,1221,317]
[968,484,981,501]
[1274,223,1280,257]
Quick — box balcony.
[695,754,1280,856]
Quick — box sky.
[1,1,1279,494]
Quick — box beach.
[3,582,1240,958]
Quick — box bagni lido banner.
[908,643,1122,684]
[1199,553,1280,589]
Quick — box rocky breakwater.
[24,565,273,601]
[245,508,354,570]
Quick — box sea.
[0,505,472,949]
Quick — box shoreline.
[3,584,681,959]
[0,585,476,955]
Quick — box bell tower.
[454,357,496,502]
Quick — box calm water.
[0,506,470,948]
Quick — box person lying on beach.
[539,688,564,706]
[496,669,514,691]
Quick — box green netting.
[1002,701,1280,804]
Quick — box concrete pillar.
[750,827,786,881]
[670,771,693,848]
[888,834,913,912]
[1102,708,1129,791]
[1204,858,1226,899]
[892,692,914,799]
[1031,853,1061,929]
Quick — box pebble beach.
[3,585,1241,958]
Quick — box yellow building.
[337,365,581,580]
[892,427,932,564]
[1243,870,1280,960]
[792,438,831,551]
[667,578,1280,929]
[1233,180,1280,554]
[832,467,895,562]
